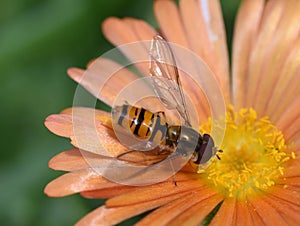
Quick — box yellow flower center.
[199,107,295,200]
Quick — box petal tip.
[102,17,120,33]
[67,67,84,82]
[44,114,72,137]
[44,181,59,198]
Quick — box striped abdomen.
[112,104,168,145]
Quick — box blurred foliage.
[0,0,240,225]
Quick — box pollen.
[199,106,294,200]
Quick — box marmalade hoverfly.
[112,35,222,167]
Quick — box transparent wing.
[101,148,191,186]
[149,35,191,127]
[116,147,172,166]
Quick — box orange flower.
[44,0,300,225]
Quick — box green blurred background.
[0,0,240,225]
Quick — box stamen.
[199,107,295,200]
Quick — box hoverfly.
[112,35,222,169]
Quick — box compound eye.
[203,134,215,146]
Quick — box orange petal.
[46,108,126,156]
[60,107,112,128]
[287,136,300,155]
[277,96,300,136]
[262,192,300,224]
[75,191,191,226]
[80,186,136,199]
[232,0,264,109]
[249,197,287,225]
[209,198,236,226]
[266,37,300,122]
[246,1,300,118]
[48,148,123,173]
[280,157,300,178]
[80,171,199,200]
[167,195,223,226]
[68,59,140,107]
[136,186,219,226]
[255,1,300,116]
[175,71,211,124]
[102,17,141,44]
[292,138,300,154]
[76,57,171,112]
[154,0,213,121]
[45,114,73,138]
[180,0,230,103]
[248,201,265,226]
[48,148,90,171]
[122,17,156,42]
[154,0,188,46]
[66,67,84,85]
[75,205,132,226]
[246,0,286,109]
[102,17,152,76]
[44,108,111,138]
[235,201,253,226]
[44,169,118,197]
[179,0,211,59]
[121,18,159,78]
[280,115,300,145]
[269,185,300,206]
[279,177,300,187]
[106,178,204,207]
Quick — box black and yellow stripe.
[113,104,168,145]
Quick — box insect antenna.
[216,149,223,160]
